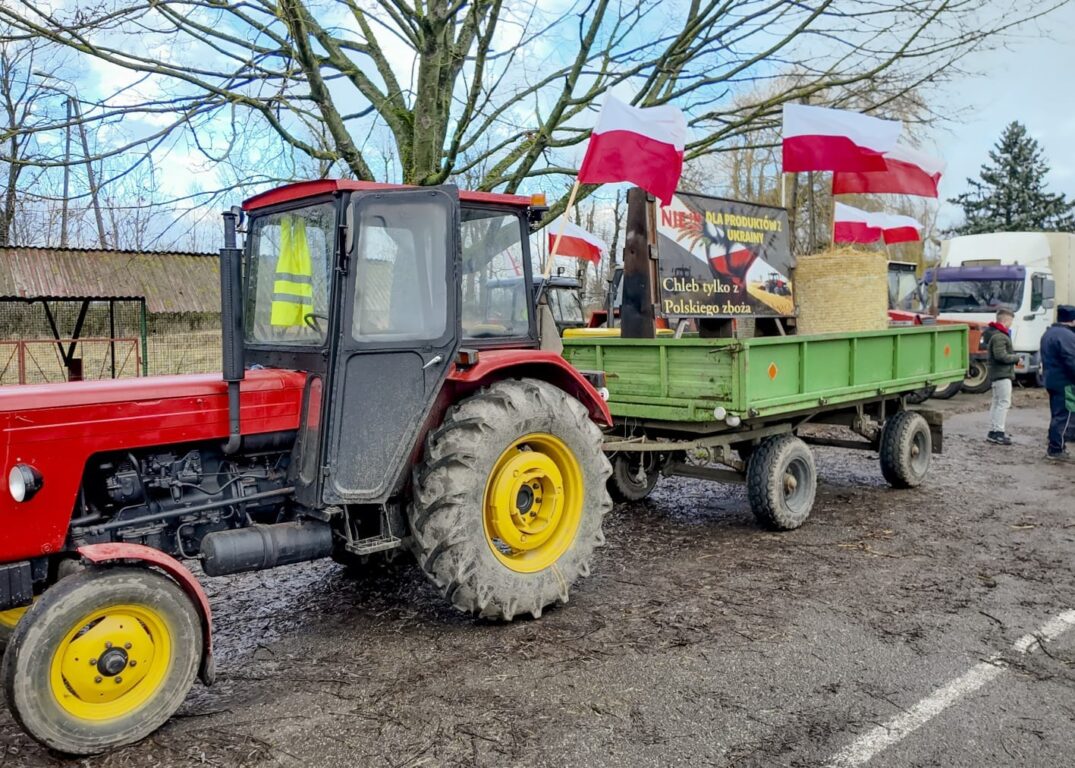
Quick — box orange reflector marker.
[455,348,480,368]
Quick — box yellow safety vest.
[270,216,314,328]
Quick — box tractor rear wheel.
[2,567,202,755]
[409,378,612,620]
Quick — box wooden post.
[620,187,655,338]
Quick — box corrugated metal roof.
[0,246,220,314]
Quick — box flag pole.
[545,179,581,279]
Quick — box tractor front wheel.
[2,567,202,755]
[409,378,612,620]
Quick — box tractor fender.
[76,543,215,686]
[446,349,612,427]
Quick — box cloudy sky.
[927,2,1075,228]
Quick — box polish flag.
[548,219,609,264]
[578,94,687,206]
[832,143,945,197]
[833,203,923,245]
[782,104,902,173]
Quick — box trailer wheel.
[962,360,991,394]
[409,378,612,620]
[608,452,661,502]
[879,411,932,488]
[746,435,817,530]
[904,385,935,404]
[932,380,963,400]
[2,567,201,756]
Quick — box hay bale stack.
[794,248,889,334]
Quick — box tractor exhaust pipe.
[220,209,245,455]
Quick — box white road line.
[825,609,1075,768]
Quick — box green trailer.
[563,325,968,529]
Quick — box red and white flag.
[833,203,923,245]
[782,104,902,173]
[578,94,687,206]
[832,143,945,197]
[548,219,608,264]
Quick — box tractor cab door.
[313,186,461,505]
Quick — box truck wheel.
[2,567,202,756]
[409,378,612,621]
[608,452,661,502]
[962,360,991,394]
[879,411,932,488]
[746,435,817,530]
[932,380,963,400]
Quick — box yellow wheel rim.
[49,604,172,721]
[483,432,584,573]
[0,605,28,630]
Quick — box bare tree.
[0,0,1066,221]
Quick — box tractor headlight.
[597,387,610,401]
[9,464,42,503]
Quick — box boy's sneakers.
[987,431,1013,445]
[1046,449,1073,462]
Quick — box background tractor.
[0,181,612,755]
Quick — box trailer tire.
[932,380,963,400]
[409,378,612,621]
[962,360,991,394]
[2,567,201,756]
[904,385,935,404]
[608,452,661,502]
[746,435,817,531]
[879,411,932,489]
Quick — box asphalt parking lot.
[1,388,1072,767]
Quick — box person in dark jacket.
[982,309,1018,445]
[1040,304,1075,461]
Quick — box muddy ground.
[2,389,1072,767]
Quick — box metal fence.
[0,299,221,385]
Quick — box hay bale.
[794,248,889,334]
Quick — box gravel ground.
[2,388,1072,767]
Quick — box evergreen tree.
[949,121,1075,235]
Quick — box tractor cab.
[481,272,586,336]
[231,181,547,507]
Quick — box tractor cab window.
[246,203,335,345]
[547,286,584,325]
[460,209,530,338]
[351,201,448,341]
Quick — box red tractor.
[0,181,612,754]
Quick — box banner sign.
[656,192,795,317]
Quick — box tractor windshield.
[246,203,335,345]
[460,209,530,338]
[547,286,584,325]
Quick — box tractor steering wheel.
[304,312,329,335]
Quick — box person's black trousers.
[1047,388,1075,455]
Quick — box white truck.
[936,232,1073,385]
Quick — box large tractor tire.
[2,567,202,755]
[608,452,661,502]
[746,435,817,531]
[879,411,932,488]
[962,360,991,394]
[409,378,612,621]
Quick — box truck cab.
[936,233,1065,383]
